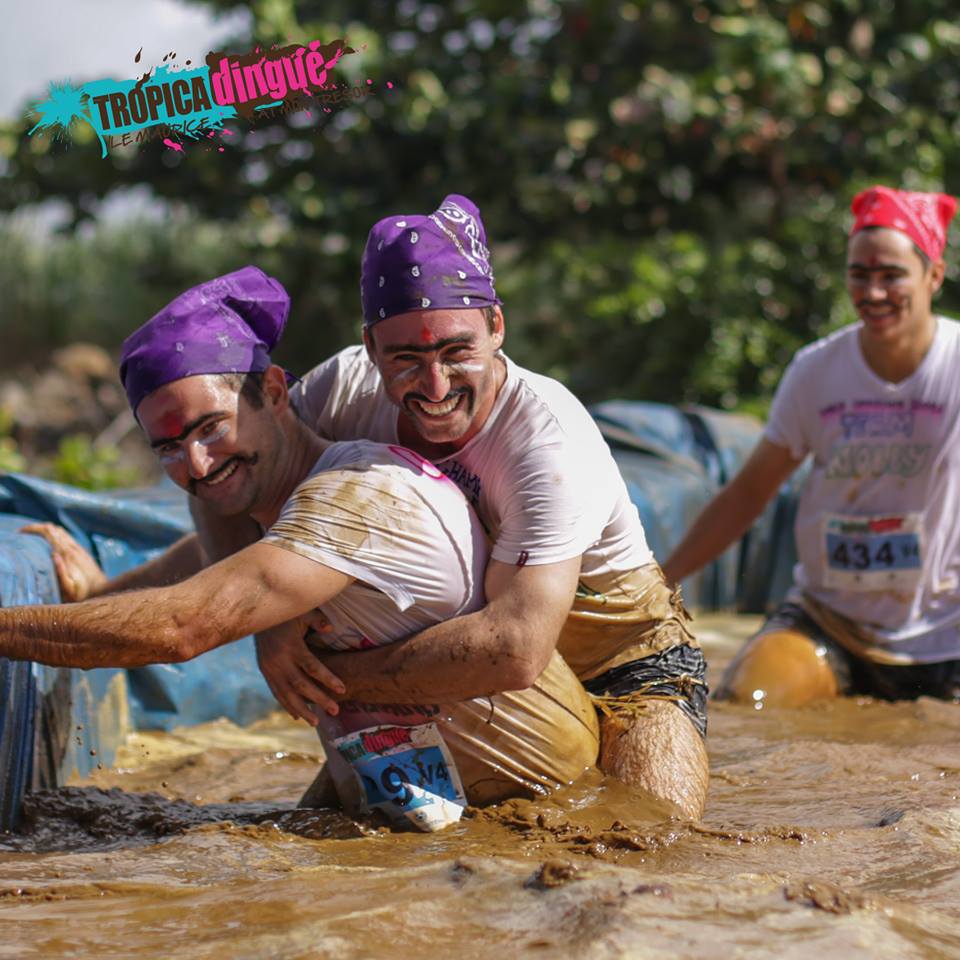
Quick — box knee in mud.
[597,701,708,820]
[716,629,839,709]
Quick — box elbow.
[164,620,207,663]
[498,630,555,691]
[503,660,545,691]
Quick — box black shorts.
[582,643,708,738]
[759,602,960,702]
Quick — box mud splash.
[3,615,960,958]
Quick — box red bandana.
[850,185,957,261]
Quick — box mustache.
[403,387,470,406]
[188,453,258,495]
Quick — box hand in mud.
[255,619,346,724]
[20,522,108,602]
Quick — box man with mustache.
[663,185,960,706]
[241,195,709,818]
[13,265,600,831]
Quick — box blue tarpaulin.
[0,474,275,831]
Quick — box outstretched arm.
[661,437,801,586]
[314,555,582,704]
[0,542,351,670]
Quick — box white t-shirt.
[263,440,487,649]
[765,316,960,662]
[291,346,652,581]
[260,440,599,830]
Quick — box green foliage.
[0,407,137,489]
[0,409,27,474]
[50,435,140,490]
[2,0,960,407]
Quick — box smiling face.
[364,307,506,452]
[136,369,286,516]
[846,228,944,351]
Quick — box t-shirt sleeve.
[262,467,475,614]
[488,439,599,567]
[764,355,809,461]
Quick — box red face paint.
[157,411,184,437]
[419,324,433,344]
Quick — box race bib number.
[820,513,923,591]
[332,722,466,832]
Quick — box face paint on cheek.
[390,367,419,386]
[156,423,230,466]
[157,448,186,466]
[445,361,485,375]
[196,423,230,446]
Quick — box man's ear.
[263,364,289,412]
[490,305,505,350]
[362,325,376,362]
[930,259,946,296]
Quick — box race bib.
[332,722,466,832]
[820,512,923,591]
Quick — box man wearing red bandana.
[664,185,960,706]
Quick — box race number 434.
[821,512,923,591]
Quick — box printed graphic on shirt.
[439,458,482,507]
[820,398,945,480]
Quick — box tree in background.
[1,0,958,413]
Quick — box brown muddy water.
[3,614,960,959]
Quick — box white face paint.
[445,361,485,375]
[389,366,419,386]
[389,360,485,387]
[156,422,230,465]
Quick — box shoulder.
[495,358,600,444]
[296,345,378,395]
[291,346,384,435]
[310,441,468,505]
[791,323,858,367]
[935,314,960,347]
[777,324,858,390]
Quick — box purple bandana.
[119,266,290,412]
[361,193,501,326]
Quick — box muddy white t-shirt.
[765,317,960,662]
[263,440,487,648]
[260,440,599,829]
[291,346,652,581]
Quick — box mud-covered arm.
[316,555,581,703]
[662,438,802,586]
[0,541,351,669]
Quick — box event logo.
[28,39,387,158]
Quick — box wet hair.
[855,226,932,271]
[217,371,267,410]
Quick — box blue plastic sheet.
[0,473,275,831]
[590,402,797,613]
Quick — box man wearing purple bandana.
[11,265,601,830]
[247,195,710,818]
